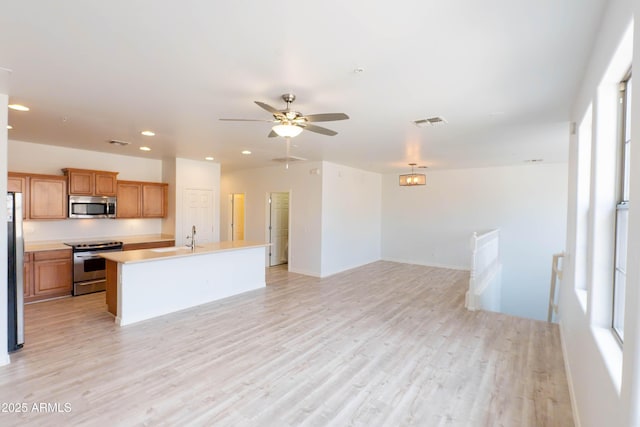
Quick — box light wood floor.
[0,261,573,426]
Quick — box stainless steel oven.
[65,241,123,295]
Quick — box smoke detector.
[413,116,448,128]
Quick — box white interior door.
[183,189,214,246]
[269,192,289,267]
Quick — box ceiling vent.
[272,155,307,163]
[413,116,448,128]
[109,139,131,146]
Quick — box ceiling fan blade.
[304,113,349,122]
[268,130,278,138]
[219,118,274,122]
[303,124,338,136]
[255,101,280,114]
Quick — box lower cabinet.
[25,249,73,303]
[23,252,33,300]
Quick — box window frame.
[612,71,631,343]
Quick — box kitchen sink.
[150,246,191,253]
[150,246,203,253]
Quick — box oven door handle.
[75,254,103,260]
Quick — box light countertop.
[99,241,270,264]
[25,234,175,252]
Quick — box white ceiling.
[0,1,606,174]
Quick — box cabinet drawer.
[33,249,72,261]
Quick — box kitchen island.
[101,241,269,326]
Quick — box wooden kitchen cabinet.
[8,172,27,193]
[7,172,29,220]
[25,249,72,303]
[63,168,118,196]
[23,252,34,301]
[142,182,168,218]
[29,174,67,219]
[116,181,142,218]
[116,180,168,218]
[123,240,175,251]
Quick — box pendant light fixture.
[399,163,427,186]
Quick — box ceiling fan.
[220,93,349,138]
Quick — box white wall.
[0,68,10,365]
[321,162,381,277]
[8,140,164,242]
[8,140,162,180]
[161,158,177,239]
[559,0,635,425]
[382,163,568,321]
[221,162,323,277]
[173,158,221,246]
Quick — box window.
[575,104,592,295]
[612,73,631,342]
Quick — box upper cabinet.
[142,182,168,218]
[117,180,168,218]
[29,174,67,219]
[116,181,142,218]
[62,168,118,196]
[9,172,67,220]
[8,169,167,220]
[7,172,29,219]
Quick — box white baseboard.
[286,267,321,278]
[319,259,381,278]
[0,352,10,367]
[558,320,581,427]
[381,257,469,272]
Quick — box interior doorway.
[268,192,289,267]
[229,193,246,241]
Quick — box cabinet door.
[29,176,67,219]
[117,182,142,218]
[8,173,29,220]
[33,250,72,298]
[95,172,117,196]
[67,170,94,195]
[142,183,167,218]
[23,252,34,300]
[8,175,25,193]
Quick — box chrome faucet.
[186,225,196,250]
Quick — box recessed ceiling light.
[205,156,214,161]
[524,159,544,163]
[7,125,12,130]
[241,150,251,155]
[8,104,29,112]
[141,130,155,136]
[139,146,152,152]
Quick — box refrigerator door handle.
[14,193,24,346]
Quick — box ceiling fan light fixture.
[272,123,303,138]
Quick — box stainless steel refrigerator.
[7,192,24,352]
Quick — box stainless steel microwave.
[68,196,116,219]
